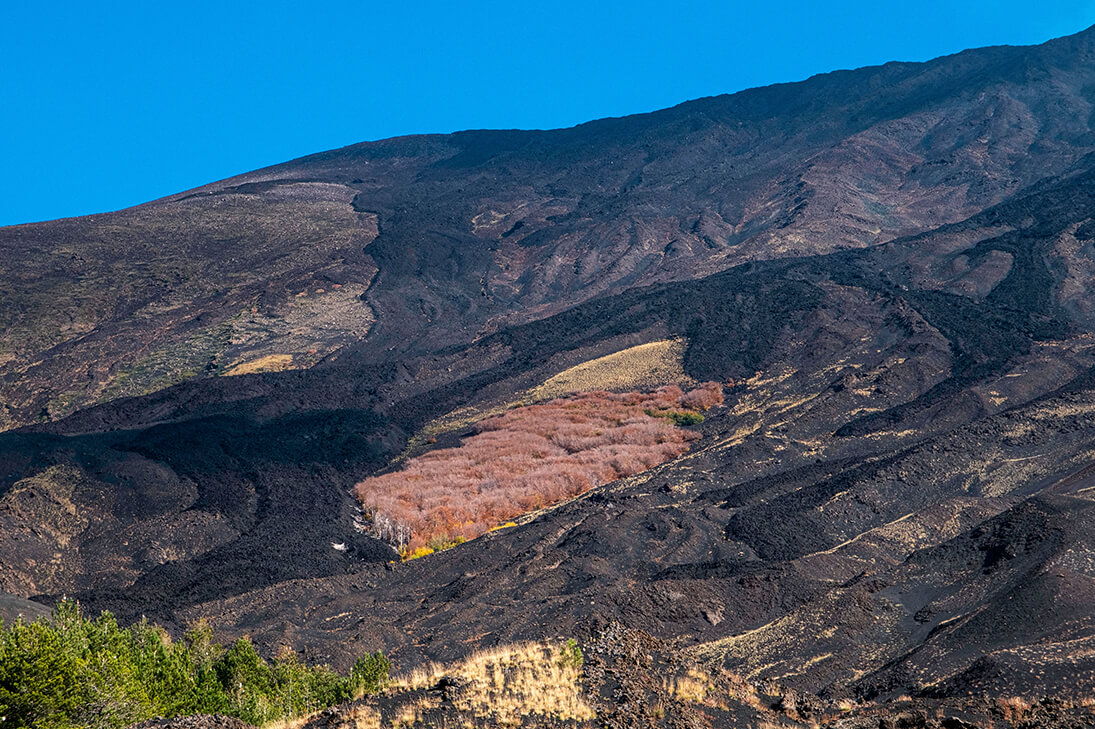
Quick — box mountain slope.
[4,26,1095,711]
[5,28,1095,428]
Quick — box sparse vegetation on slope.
[0,601,389,729]
[528,339,693,401]
[391,641,595,726]
[355,384,722,554]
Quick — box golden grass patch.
[528,339,692,400]
[224,353,295,376]
[393,642,595,724]
[664,668,710,704]
[348,705,383,729]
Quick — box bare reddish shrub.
[679,381,725,411]
[354,383,723,551]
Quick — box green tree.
[0,617,89,728]
[0,601,390,728]
[350,651,391,697]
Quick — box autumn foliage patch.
[354,383,723,554]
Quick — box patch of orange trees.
[354,383,723,554]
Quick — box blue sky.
[3,1,1095,226]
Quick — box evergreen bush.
[0,600,388,728]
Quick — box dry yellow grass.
[664,668,710,703]
[662,665,764,713]
[528,339,692,400]
[393,642,594,725]
[261,714,318,729]
[995,696,1033,722]
[224,353,295,376]
[389,696,442,728]
[348,705,383,729]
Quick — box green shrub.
[349,651,392,697]
[0,600,389,728]
[665,410,704,426]
[402,535,467,561]
[426,535,467,552]
[557,639,583,669]
[644,409,705,426]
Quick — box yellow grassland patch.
[664,668,710,703]
[394,642,595,724]
[224,353,295,376]
[528,338,692,400]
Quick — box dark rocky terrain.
[4,25,1095,728]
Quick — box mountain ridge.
[6,25,1095,428]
